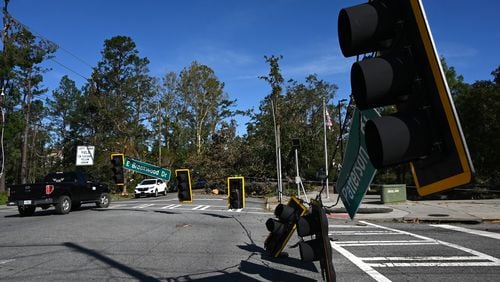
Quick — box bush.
[0,191,7,205]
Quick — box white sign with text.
[76,146,95,166]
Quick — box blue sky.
[6,0,500,134]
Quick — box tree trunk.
[20,74,32,184]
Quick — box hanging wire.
[6,12,93,79]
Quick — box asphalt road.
[1,195,500,281]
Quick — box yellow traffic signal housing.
[264,195,307,258]
[110,153,125,185]
[338,0,474,196]
[175,169,192,203]
[227,176,245,209]
[296,199,336,281]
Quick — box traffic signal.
[110,153,124,185]
[264,195,307,258]
[337,0,474,195]
[175,169,192,203]
[296,200,336,281]
[227,176,245,210]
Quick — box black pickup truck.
[7,171,111,216]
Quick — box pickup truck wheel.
[55,195,72,215]
[96,193,111,208]
[18,205,36,217]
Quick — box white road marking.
[330,220,500,280]
[109,204,125,209]
[337,240,438,247]
[359,221,500,266]
[192,205,210,210]
[329,224,371,228]
[161,204,177,209]
[168,204,182,209]
[0,259,15,265]
[362,256,484,261]
[131,204,154,209]
[331,242,391,282]
[431,224,500,241]
[367,261,500,267]
[330,230,401,236]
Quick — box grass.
[0,191,7,205]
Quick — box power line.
[5,12,94,79]
[50,58,89,81]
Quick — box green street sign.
[336,108,379,219]
[123,157,171,181]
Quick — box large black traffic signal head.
[175,169,192,203]
[338,0,474,195]
[296,200,336,281]
[110,153,124,185]
[227,176,245,209]
[264,196,307,258]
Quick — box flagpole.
[323,97,329,199]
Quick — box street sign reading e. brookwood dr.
[124,157,171,181]
[336,108,379,220]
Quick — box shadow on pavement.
[238,243,318,272]
[63,242,160,282]
[239,260,317,282]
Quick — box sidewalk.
[266,193,500,223]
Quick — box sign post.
[76,146,95,166]
[123,157,171,181]
[336,108,379,219]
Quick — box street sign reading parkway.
[124,157,171,181]
[336,108,379,219]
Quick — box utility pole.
[0,0,11,192]
[322,97,329,198]
[158,102,162,166]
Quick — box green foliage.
[454,66,500,187]
[0,191,7,205]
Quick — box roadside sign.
[124,157,171,181]
[76,145,95,166]
[336,108,379,219]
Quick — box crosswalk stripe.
[430,224,500,241]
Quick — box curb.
[325,207,393,214]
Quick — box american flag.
[325,108,333,130]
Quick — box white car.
[134,179,167,198]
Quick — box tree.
[46,75,81,169]
[83,36,156,193]
[248,56,338,186]
[12,28,56,183]
[257,55,285,195]
[177,61,236,155]
[454,66,500,187]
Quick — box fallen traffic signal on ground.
[264,195,307,258]
[296,199,336,281]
